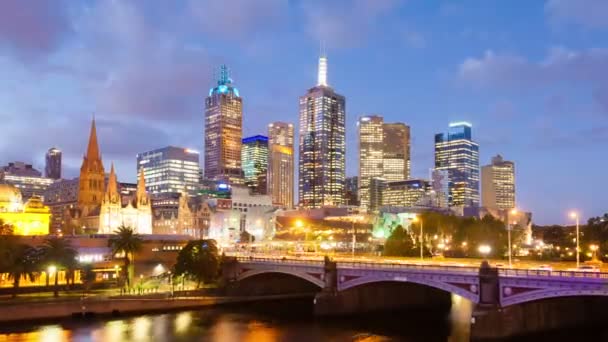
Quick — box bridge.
[223,256,608,339]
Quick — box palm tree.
[0,238,39,298]
[108,225,143,288]
[40,237,77,297]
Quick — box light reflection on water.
[0,296,474,342]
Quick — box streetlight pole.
[351,218,356,260]
[419,218,424,261]
[507,209,518,268]
[571,212,580,268]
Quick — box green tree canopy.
[40,237,77,297]
[0,237,39,298]
[383,225,417,257]
[108,225,143,287]
[174,239,220,287]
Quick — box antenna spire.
[317,54,328,87]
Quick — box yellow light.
[569,211,578,219]
[510,209,518,215]
[295,220,303,228]
[478,245,491,255]
[48,265,57,275]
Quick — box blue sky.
[1,0,607,224]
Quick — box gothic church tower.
[78,118,105,214]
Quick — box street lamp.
[412,215,424,261]
[507,209,518,268]
[570,211,580,268]
[478,244,491,258]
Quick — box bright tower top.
[317,55,328,87]
[209,64,240,97]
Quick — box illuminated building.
[344,176,359,206]
[382,179,431,208]
[44,178,79,233]
[369,177,387,212]
[0,183,50,235]
[0,162,54,200]
[434,122,480,208]
[241,135,268,195]
[268,122,294,208]
[45,147,62,179]
[78,118,105,214]
[299,55,345,208]
[136,146,200,196]
[383,123,410,182]
[358,116,410,211]
[204,64,243,185]
[481,154,515,210]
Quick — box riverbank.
[0,293,315,324]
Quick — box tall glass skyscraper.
[204,65,243,185]
[434,122,480,207]
[45,147,62,180]
[136,146,200,196]
[268,122,294,208]
[298,55,346,208]
[383,123,410,182]
[241,135,268,195]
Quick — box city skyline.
[1,1,606,224]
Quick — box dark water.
[0,295,472,342]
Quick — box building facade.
[136,146,200,196]
[344,176,359,206]
[358,115,384,211]
[267,122,294,208]
[383,123,411,182]
[382,179,431,208]
[0,184,50,235]
[0,162,54,200]
[481,154,515,210]
[299,55,346,208]
[44,178,80,234]
[241,135,268,195]
[45,147,62,180]
[204,64,243,185]
[78,119,106,215]
[434,122,480,208]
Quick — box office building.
[481,154,515,210]
[434,122,480,208]
[344,176,359,206]
[268,122,294,208]
[204,64,243,185]
[369,177,387,212]
[45,147,62,179]
[299,55,346,208]
[0,162,54,200]
[382,179,431,208]
[136,146,200,196]
[44,178,80,233]
[241,135,269,195]
[357,116,411,211]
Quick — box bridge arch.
[237,269,325,288]
[339,274,480,303]
[501,288,608,307]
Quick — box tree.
[0,238,39,298]
[40,237,77,297]
[174,239,220,287]
[383,225,417,257]
[108,225,143,287]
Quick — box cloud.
[546,0,608,29]
[0,0,73,60]
[300,0,400,48]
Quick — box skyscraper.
[299,55,346,208]
[434,122,480,208]
[481,154,515,210]
[358,115,384,210]
[241,135,269,195]
[78,118,105,213]
[204,65,243,185]
[383,123,410,182]
[358,116,410,211]
[136,146,200,196]
[45,147,62,180]
[268,122,294,208]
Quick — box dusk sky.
[1,0,607,224]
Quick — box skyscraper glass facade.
[434,122,480,207]
[204,65,243,185]
[358,115,384,210]
[45,147,62,180]
[299,56,346,208]
[268,122,294,208]
[241,135,269,195]
[383,123,410,182]
[136,146,200,196]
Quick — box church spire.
[86,117,101,161]
[136,168,149,206]
[104,162,119,203]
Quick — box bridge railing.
[499,269,608,279]
[337,261,479,274]
[234,256,324,266]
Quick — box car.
[567,265,600,273]
[494,263,506,268]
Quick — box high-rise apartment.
[481,154,515,210]
[298,55,346,208]
[434,122,480,207]
[241,135,268,195]
[136,146,200,196]
[383,123,410,181]
[45,147,62,180]
[268,122,294,208]
[204,65,243,185]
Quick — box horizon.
[1,0,607,225]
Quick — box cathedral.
[74,119,152,234]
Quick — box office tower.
[299,55,346,208]
[481,154,515,210]
[344,176,359,206]
[369,177,387,212]
[382,179,431,208]
[434,122,480,207]
[78,118,106,212]
[383,123,410,181]
[0,161,54,200]
[358,116,411,211]
[136,146,200,196]
[268,122,294,208]
[358,115,384,210]
[204,64,243,185]
[241,135,269,195]
[45,147,62,180]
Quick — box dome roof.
[0,183,22,205]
